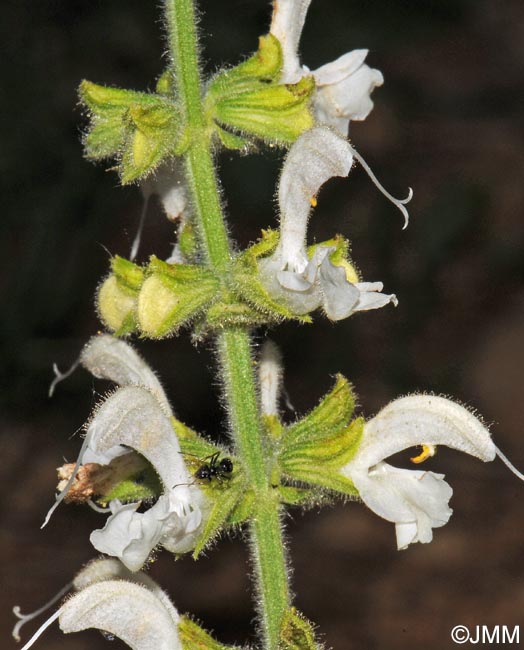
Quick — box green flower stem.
[219,329,291,649]
[164,1,290,647]
[250,492,291,650]
[164,0,230,271]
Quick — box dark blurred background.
[2,1,524,648]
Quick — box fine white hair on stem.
[12,583,72,642]
[349,144,413,229]
[130,191,151,261]
[259,340,283,416]
[48,359,80,398]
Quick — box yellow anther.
[309,196,317,208]
[410,444,437,464]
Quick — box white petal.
[73,558,134,591]
[85,386,191,489]
[258,254,321,315]
[313,49,369,86]
[258,340,283,417]
[354,395,497,471]
[344,462,453,550]
[313,54,384,133]
[59,580,181,650]
[160,491,205,555]
[80,335,171,415]
[142,160,188,222]
[90,501,167,572]
[277,126,353,268]
[353,282,398,311]
[277,269,314,292]
[318,255,360,320]
[270,0,312,83]
[72,558,180,626]
[84,386,208,565]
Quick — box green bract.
[279,608,317,650]
[179,616,239,650]
[278,375,363,496]
[207,35,315,145]
[79,80,181,183]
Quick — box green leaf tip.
[284,375,357,446]
[278,377,363,495]
[179,616,240,650]
[279,608,318,650]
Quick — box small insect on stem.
[173,452,234,489]
[194,452,233,482]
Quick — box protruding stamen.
[410,444,437,464]
[495,446,524,482]
[349,145,413,229]
[130,192,150,262]
[48,360,80,398]
[87,499,111,514]
[12,583,71,643]
[41,429,92,529]
[15,606,63,649]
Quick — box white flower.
[270,0,383,134]
[59,580,182,650]
[14,558,181,650]
[43,336,207,571]
[258,340,283,416]
[137,160,189,263]
[80,334,171,415]
[258,126,398,319]
[340,395,501,550]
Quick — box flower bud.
[138,274,180,337]
[137,258,220,338]
[97,275,138,334]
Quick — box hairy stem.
[164,1,290,647]
[164,0,230,271]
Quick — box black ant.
[194,452,233,482]
[173,451,234,489]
